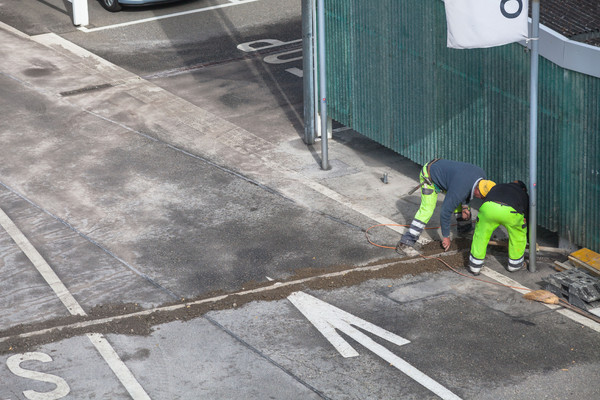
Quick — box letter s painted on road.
[500,0,523,19]
[6,352,70,400]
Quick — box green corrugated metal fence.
[324,0,600,252]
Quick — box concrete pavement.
[1,20,599,400]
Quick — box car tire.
[99,0,122,12]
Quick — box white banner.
[444,0,528,49]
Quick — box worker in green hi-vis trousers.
[468,181,529,276]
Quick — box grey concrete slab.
[105,317,325,399]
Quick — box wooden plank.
[553,260,573,272]
[568,255,600,277]
[570,248,600,271]
[487,240,568,254]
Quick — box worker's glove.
[398,232,417,247]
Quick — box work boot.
[468,264,481,276]
[398,232,417,247]
[468,254,483,276]
[506,260,526,273]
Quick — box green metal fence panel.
[324,0,600,252]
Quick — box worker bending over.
[468,180,529,275]
[399,159,495,251]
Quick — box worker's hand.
[442,237,451,251]
[461,208,471,220]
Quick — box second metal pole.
[528,0,540,272]
[317,0,329,170]
[302,0,315,145]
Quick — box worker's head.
[514,180,528,192]
[474,179,496,198]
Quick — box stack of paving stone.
[548,248,600,316]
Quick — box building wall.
[324,0,600,251]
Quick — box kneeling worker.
[399,159,496,251]
[468,180,529,275]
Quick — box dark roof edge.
[520,21,600,79]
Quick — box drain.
[60,83,113,97]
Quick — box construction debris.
[553,260,573,272]
[543,269,600,311]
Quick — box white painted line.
[480,267,531,295]
[288,291,462,400]
[0,207,86,316]
[87,333,151,400]
[288,291,410,358]
[78,0,259,33]
[264,48,302,64]
[0,206,151,399]
[301,179,400,229]
[481,267,600,333]
[285,67,303,77]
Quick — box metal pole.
[317,0,329,170]
[302,0,315,145]
[312,0,319,143]
[528,0,540,272]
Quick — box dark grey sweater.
[429,159,486,237]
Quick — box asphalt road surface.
[1,1,599,399]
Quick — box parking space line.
[0,207,86,316]
[78,0,259,33]
[0,206,151,399]
[87,333,151,400]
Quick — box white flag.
[444,0,529,49]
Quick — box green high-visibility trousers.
[409,164,466,239]
[469,201,527,270]
[412,164,438,233]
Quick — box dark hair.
[514,180,527,192]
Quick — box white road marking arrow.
[287,291,462,400]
